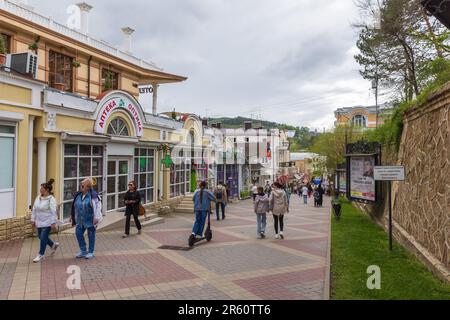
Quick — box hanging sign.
[95,93,144,137]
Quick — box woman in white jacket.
[31,179,59,263]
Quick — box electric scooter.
[188,210,213,247]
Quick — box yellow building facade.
[0,1,190,222]
[334,105,392,129]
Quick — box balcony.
[43,87,98,112]
[0,0,162,71]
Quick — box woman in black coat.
[122,181,142,238]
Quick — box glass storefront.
[134,148,155,205]
[62,144,104,220]
[170,161,190,197]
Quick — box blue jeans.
[37,227,54,256]
[303,195,308,204]
[256,213,267,235]
[216,202,226,220]
[192,210,207,236]
[75,225,96,254]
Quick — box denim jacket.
[192,189,216,212]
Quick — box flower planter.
[54,83,65,91]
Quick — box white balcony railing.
[0,0,162,72]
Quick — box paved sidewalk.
[0,195,331,300]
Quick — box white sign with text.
[374,166,405,181]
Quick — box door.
[106,158,130,211]
[0,125,15,219]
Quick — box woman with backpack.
[269,182,289,239]
[254,187,269,239]
[31,179,59,263]
[122,181,142,238]
[192,181,216,239]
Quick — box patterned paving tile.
[178,243,316,275]
[0,262,16,300]
[271,237,328,258]
[0,240,23,259]
[148,230,243,247]
[234,268,325,300]
[127,284,232,300]
[289,223,330,233]
[145,216,194,230]
[39,253,198,299]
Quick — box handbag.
[139,204,146,216]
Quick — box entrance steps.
[61,208,164,234]
[174,195,194,214]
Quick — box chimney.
[121,27,135,53]
[76,2,93,35]
[202,118,208,127]
[244,121,252,131]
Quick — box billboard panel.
[349,156,375,202]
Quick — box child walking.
[254,187,269,239]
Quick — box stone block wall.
[394,83,450,270]
[0,214,34,242]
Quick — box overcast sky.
[28,0,378,130]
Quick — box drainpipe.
[87,55,92,98]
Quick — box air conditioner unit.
[5,52,38,79]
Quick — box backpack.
[216,188,223,200]
[313,191,320,200]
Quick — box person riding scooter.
[192,181,216,239]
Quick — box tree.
[354,0,450,103]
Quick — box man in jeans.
[214,182,228,220]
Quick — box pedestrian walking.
[31,179,59,263]
[302,185,308,204]
[254,187,269,239]
[70,178,103,260]
[269,182,289,239]
[192,181,216,239]
[251,183,258,202]
[264,181,272,197]
[308,183,313,198]
[214,182,228,220]
[122,181,142,238]
[317,184,325,207]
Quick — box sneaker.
[260,233,266,239]
[280,233,284,240]
[85,253,95,260]
[137,229,142,235]
[33,254,45,263]
[122,234,129,239]
[50,242,59,255]
[275,234,280,239]
[75,251,87,259]
[257,234,262,239]
[195,235,203,239]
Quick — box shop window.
[49,50,73,92]
[170,161,190,197]
[1,33,12,54]
[107,118,130,137]
[0,125,15,190]
[133,148,155,205]
[101,68,119,92]
[62,144,104,220]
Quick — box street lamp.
[372,75,379,129]
[421,0,450,29]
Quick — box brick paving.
[0,195,331,300]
